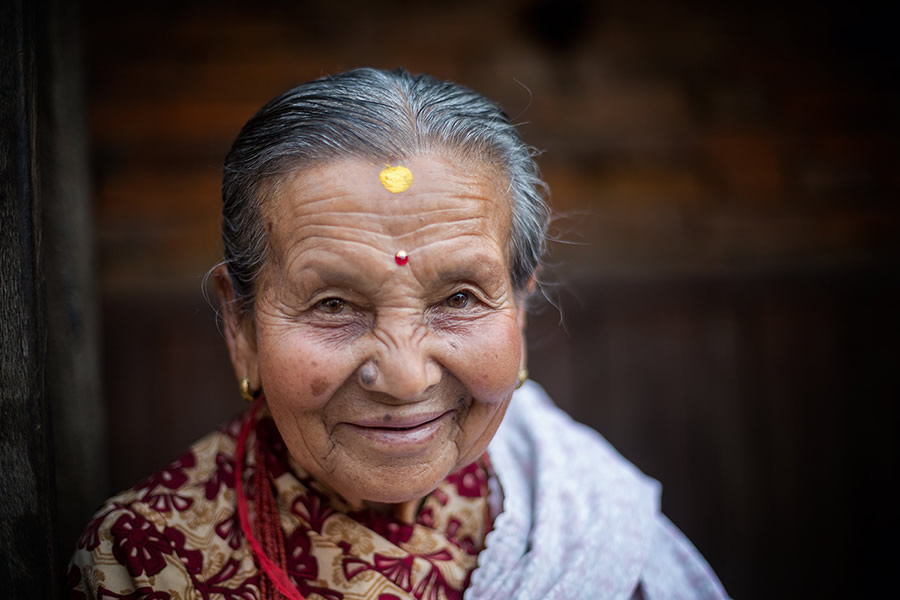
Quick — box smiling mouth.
[344,411,453,449]
[364,413,446,431]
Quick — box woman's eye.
[317,298,346,314]
[446,292,471,309]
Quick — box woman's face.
[222,154,526,517]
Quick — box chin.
[361,487,430,507]
[336,462,452,508]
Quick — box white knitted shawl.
[466,381,729,600]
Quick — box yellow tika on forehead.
[379,165,414,193]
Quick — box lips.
[342,410,453,449]
[351,410,450,430]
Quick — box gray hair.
[221,67,550,316]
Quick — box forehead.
[260,154,513,248]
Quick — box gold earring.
[516,367,529,389]
[239,377,255,403]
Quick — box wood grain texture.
[0,0,57,596]
[38,0,108,580]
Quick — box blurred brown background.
[19,0,900,597]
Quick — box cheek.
[256,332,355,409]
[446,316,522,403]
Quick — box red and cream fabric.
[69,408,492,600]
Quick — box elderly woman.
[70,68,728,599]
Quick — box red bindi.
[394,250,409,266]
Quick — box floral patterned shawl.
[69,407,492,600]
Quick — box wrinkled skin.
[217,154,528,522]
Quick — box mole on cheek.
[310,377,329,397]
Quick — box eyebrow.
[296,264,368,290]
[432,254,506,285]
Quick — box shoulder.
[478,382,661,597]
[475,382,727,599]
[68,417,256,598]
[493,380,656,496]
[638,516,730,600]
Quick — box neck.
[361,498,424,523]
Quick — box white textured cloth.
[467,381,730,600]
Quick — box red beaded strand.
[255,438,289,599]
[235,397,305,600]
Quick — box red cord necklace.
[234,397,305,600]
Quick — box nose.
[357,317,442,402]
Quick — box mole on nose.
[359,363,378,386]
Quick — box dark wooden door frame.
[0,0,58,595]
[1,0,104,596]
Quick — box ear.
[516,274,537,331]
[214,265,260,391]
[516,274,537,370]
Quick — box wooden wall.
[1,1,56,595]
[79,1,899,597]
